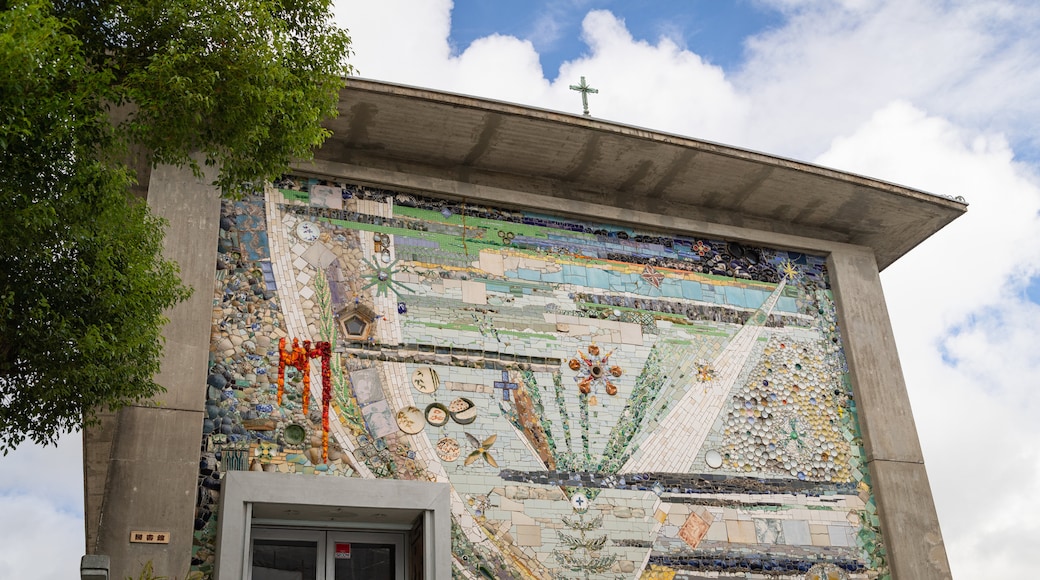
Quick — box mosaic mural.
[192,177,889,579]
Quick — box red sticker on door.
[334,543,351,559]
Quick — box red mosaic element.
[277,337,333,462]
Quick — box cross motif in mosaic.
[493,370,519,401]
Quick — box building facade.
[83,79,963,580]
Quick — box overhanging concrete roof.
[315,78,966,270]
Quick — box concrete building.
[83,79,963,580]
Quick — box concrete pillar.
[828,248,952,580]
[83,162,220,579]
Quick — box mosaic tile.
[190,179,888,579]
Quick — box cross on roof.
[569,76,598,117]
[493,370,519,401]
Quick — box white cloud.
[0,432,83,511]
[334,0,454,86]
[738,0,1040,159]
[557,11,750,143]
[0,433,84,578]
[818,101,1040,321]
[0,494,83,579]
[527,12,567,55]
[814,101,1040,578]
[336,3,749,141]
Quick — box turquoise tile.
[680,281,703,301]
[660,280,683,298]
[777,296,798,313]
[744,288,767,309]
[541,270,564,283]
[586,267,611,289]
[517,268,541,281]
[724,286,746,307]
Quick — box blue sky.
[5,1,1040,578]
[448,0,785,75]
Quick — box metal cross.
[493,370,520,401]
[569,76,598,117]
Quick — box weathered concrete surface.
[143,162,223,413]
[829,248,924,464]
[88,406,203,579]
[871,459,953,580]
[83,162,220,580]
[829,248,952,579]
[82,410,118,553]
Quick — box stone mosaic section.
[192,178,889,579]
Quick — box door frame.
[215,472,451,579]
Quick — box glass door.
[249,528,406,580]
[251,529,325,580]
[326,531,405,580]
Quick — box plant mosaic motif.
[191,178,889,579]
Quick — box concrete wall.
[83,162,221,580]
[829,249,952,579]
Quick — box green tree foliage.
[0,0,352,452]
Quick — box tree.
[0,0,352,452]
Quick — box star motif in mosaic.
[641,264,664,288]
[360,256,414,298]
[696,363,716,383]
[779,258,801,280]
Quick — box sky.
[4,1,1040,578]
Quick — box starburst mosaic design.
[568,343,622,396]
[779,258,801,280]
[696,363,716,383]
[360,256,413,298]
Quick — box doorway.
[214,472,451,578]
[250,528,405,580]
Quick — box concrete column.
[83,162,220,579]
[828,248,952,580]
